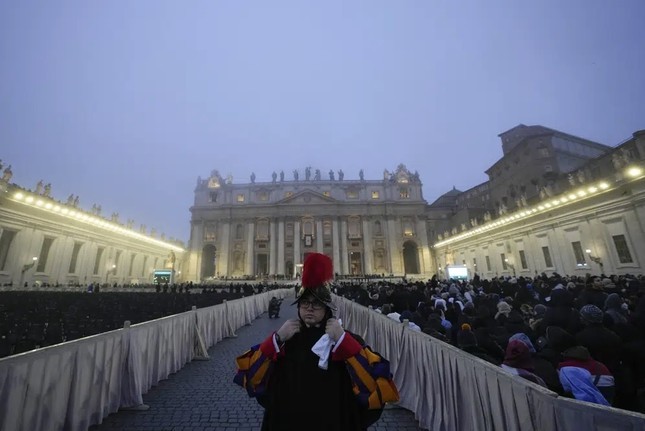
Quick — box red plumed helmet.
[301,253,333,289]
[293,253,336,310]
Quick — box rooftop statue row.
[1,161,179,246]
[201,164,421,188]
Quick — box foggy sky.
[2,0,644,243]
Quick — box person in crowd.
[576,304,622,373]
[501,339,547,387]
[559,366,610,406]
[510,332,562,394]
[234,253,399,430]
[558,345,615,404]
[457,324,499,365]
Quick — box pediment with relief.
[277,189,337,205]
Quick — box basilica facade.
[185,165,434,281]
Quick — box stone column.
[416,218,432,275]
[246,221,255,276]
[316,220,323,252]
[269,220,276,275]
[220,221,231,277]
[362,218,373,274]
[332,219,340,274]
[278,220,285,276]
[387,217,400,274]
[294,221,301,276]
[340,219,349,275]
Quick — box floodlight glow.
[627,167,642,177]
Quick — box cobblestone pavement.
[91,299,426,431]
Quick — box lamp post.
[22,256,38,273]
[585,249,604,273]
[504,258,516,276]
[19,256,38,288]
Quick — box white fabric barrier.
[0,289,292,431]
[333,295,645,431]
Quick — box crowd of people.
[0,283,281,358]
[335,273,645,413]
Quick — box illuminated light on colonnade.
[9,191,184,253]
[433,165,643,249]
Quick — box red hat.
[292,253,335,309]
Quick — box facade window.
[285,223,293,239]
[0,229,17,271]
[544,165,553,173]
[374,221,383,236]
[399,188,410,199]
[519,250,528,269]
[68,242,83,274]
[371,191,379,199]
[256,191,268,201]
[612,234,633,263]
[542,246,553,268]
[285,191,293,198]
[485,255,491,271]
[322,191,330,197]
[571,241,586,265]
[204,223,217,241]
[36,237,54,272]
[236,224,244,240]
[348,217,361,238]
[209,192,218,203]
[472,258,477,269]
[237,194,245,202]
[323,221,332,237]
[346,190,358,199]
[501,253,507,270]
[93,247,104,275]
[538,147,550,157]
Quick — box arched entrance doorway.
[201,245,216,280]
[403,241,420,274]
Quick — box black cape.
[258,325,382,431]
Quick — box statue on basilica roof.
[314,169,321,181]
[359,169,364,181]
[329,169,335,181]
[36,180,44,194]
[250,172,256,183]
[1,165,12,183]
[305,166,311,181]
[394,164,411,183]
[280,170,285,182]
[293,169,299,181]
[43,183,51,197]
[338,169,344,181]
[272,171,277,183]
[208,170,223,188]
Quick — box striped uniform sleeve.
[332,332,400,410]
[233,333,283,398]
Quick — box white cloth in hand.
[311,318,343,370]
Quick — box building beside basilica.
[431,126,645,279]
[0,175,184,287]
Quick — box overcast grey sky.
[2,1,644,243]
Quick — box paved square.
[90,299,425,431]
